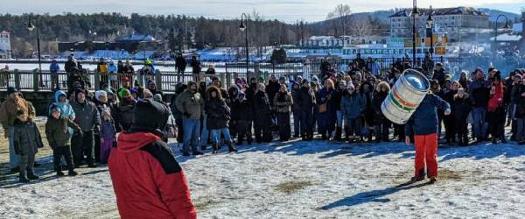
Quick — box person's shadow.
[320,181,432,210]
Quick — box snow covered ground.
[1,138,525,218]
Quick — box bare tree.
[327,4,351,37]
[349,16,372,37]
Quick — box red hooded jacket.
[488,82,504,112]
[108,132,197,219]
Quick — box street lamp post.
[426,6,434,58]
[27,17,43,88]
[412,0,419,67]
[239,13,249,76]
[494,14,511,54]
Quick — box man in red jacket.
[108,99,197,219]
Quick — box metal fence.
[0,58,466,93]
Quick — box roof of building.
[116,33,156,42]
[390,7,487,18]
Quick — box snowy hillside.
[1,139,525,218]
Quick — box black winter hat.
[130,99,170,132]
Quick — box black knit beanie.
[130,99,169,132]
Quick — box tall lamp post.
[426,6,434,58]
[494,14,510,55]
[239,13,249,76]
[411,0,419,67]
[27,17,43,87]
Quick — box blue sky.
[1,0,524,22]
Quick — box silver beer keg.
[381,69,430,125]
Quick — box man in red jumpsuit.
[405,92,451,184]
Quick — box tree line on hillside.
[0,4,389,58]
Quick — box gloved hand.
[444,108,451,116]
[184,112,191,118]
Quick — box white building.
[0,31,12,59]
[390,7,489,43]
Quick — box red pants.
[414,133,438,178]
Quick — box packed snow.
[1,138,525,218]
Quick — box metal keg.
[381,69,430,125]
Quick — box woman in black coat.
[443,81,459,145]
[273,84,293,141]
[205,86,237,153]
[372,81,391,142]
[253,83,273,143]
[298,80,316,141]
[452,88,471,146]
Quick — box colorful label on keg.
[388,89,416,112]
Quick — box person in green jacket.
[46,105,82,177]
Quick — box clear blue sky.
[1,0,524,23]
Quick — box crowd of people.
[2,53,525,181]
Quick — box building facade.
[390,7,489,43]
[300,35,387,48]
[0,31,12,59]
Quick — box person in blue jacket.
[50,59,60,90]
[50,90,75,120]
[405,92,451,184]
[108,60,118,89]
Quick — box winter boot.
[334,127,342,141]
[19,171,29,183]
[68,170,78,176]
[429,177,437,184]
[227,141,238,153]
[200,145,207,151]
[56,171,65,177]
[212,143,219,154]
[192,151,204,156]
[26,169,39,180]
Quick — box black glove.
[184,112,191,117]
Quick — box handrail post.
[219,73,226,88]
[226,71,231,88]
[14,69,20,90]
[33,69,39,92]
[94,70,100,90]
[155,69,162,91]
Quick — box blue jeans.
[293,110,302,137]
[211,128,232,144]
[199,114,209,147]
[8,126,19,168]
[336,110,344,128]
[471,107,487,139]
[183,119,201,153]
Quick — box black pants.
[236,120,253,144]
[455,119,469,144]
[444,115,456,142]
[375,118,390,141]
[394,124,405,141]
[53,146,74,172]
[254,126,272,143]
[301,110,314,139]
[488,108,506,140]
[72,130,95,166]
[277,112,291,141]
